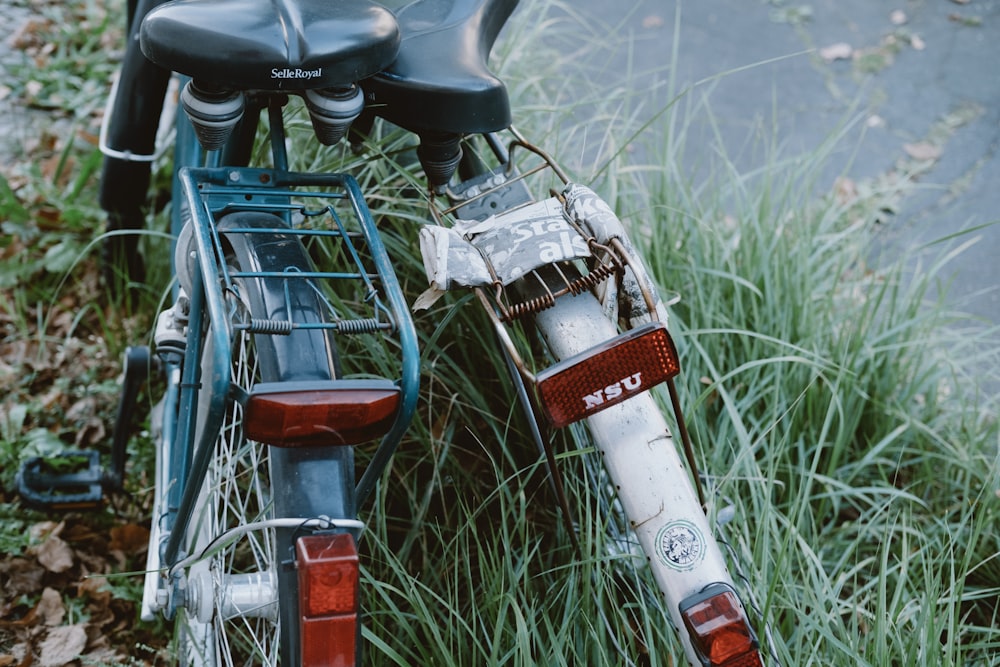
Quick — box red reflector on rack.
[245,380,400,447]
[680,584,763,667]
[297,533,359,667]
[535,321,680,428]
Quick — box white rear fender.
[533,292,736,664]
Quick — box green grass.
[2,0,999,665]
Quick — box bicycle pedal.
[17,450,106,510]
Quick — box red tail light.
[297,532,359,667]
[244,380,399,447]
[535,321,680,428]
[679,583,763,667]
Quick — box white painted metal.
[533,291,737,666]
[141,378,176,621]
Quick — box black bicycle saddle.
[140,0,516,133]
[365,0,518,134]
[140,0,400,90]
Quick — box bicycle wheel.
[174,212,355,667]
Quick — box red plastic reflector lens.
[245,380,400,447]
[535,321,680,428]
[301,614,357,667]
[680,584,762,667]
[297,533,359,667]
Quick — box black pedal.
[16,346,154,510]
[17,450,104,510]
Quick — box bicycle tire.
[174,211,356,667]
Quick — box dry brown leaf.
[77,575,112,607]
[37,624,88,667]
[35,534,75,574]
[7,18,53,50]
[75,418,107,448]
[77,128,100,146]
[65,395,98,422]
[903,141,942,161]
[36,588,65,627]
[30,521,62,541]
[0,557,46,597]
[108,523,151,555]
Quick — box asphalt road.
[568,0,999,333]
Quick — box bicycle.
[17,0,773,665]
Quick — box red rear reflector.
[535,321,680,428]
[297,533,359,667]
[680,584,762,667]
[245,380,399,447]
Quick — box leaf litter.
[1,2,164,662]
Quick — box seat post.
[417,132,464,191]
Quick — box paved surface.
[569,0,999,334]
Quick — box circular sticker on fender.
[655,520,705,571]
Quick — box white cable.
[168,516,365,576]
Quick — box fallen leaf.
[109,523,150,555]
[35,534,75,573]
[819,42,853,62]
[76,418,106,448]
[7,18,53,50]
[903,141,942,161]
[37,624,87,667]
[0,557,46,597]
[65,395,98,422]
[77,575,113,613]
[30,521,62,542]
[35,588,65,626]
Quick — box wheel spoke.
[177,301,281,666]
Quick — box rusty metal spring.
[502,292,556,321]
[566,263,619,295]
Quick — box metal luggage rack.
[179,166,404,341]
[429,128,658,326]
